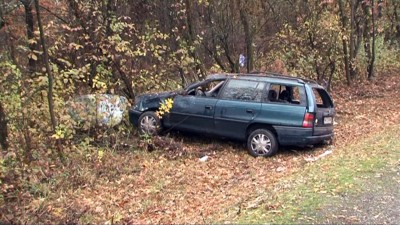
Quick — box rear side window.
[220,79,265,102]
[313,88,334,108]
[266,84,306,106]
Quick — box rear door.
[259,83,309,145]
[312,87,335,136]
[214,79,265,140]
[260,83,308,126]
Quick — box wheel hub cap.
[141,116,157,134]
[251,134,271,155]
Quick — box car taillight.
[302,112,315,128]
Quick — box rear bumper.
[128,108,142,127]
[274,126,333,146]
[304,133,334,144]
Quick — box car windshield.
[185,77,226,92]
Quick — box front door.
[168,95,218,134]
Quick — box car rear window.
[313,88,334,108]
[220,79,265,102]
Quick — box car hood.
[133,91,178,112]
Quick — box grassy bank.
[237,124,400,224]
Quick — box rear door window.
[220,79,265,102]
[266,84,306,106]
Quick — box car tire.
[138,111,161,135]
[247,129,278,157]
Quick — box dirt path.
[313,165,400,224]
[302,74,400,224]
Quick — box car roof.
[206,72,324,87]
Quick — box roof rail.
[206,72,319,85]
[264,72,318,84]
[247,72,319,84]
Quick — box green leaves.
[275,7,342,81]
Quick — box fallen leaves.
[2,74,400,224]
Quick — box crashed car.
[129,73,335,157]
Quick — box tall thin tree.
[33,0,63,162]
[368,0,376,80]
[34,0,57,133]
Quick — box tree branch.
[39,5,68,24]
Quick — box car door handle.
[246,109,254,113]
[205,105,213,110]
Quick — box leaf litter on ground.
[2,72,400,224]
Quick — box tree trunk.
[178,67,187,88]
[21,0,36,74]
[368,0,376,80]
[307,32,323,81]
[0,0,5,29]
[34,0,64,162]
[204,4,226,71]
[34,0,57,133]
[105,0,115,36]
[220,34,238,73]
[389,1,400,41]
[327,60,336,92]
[112,62,135,100]
[349,0,356,80]
[18,0,36,162]
[363,1,372,77]
[239,6,253,73]
[362,0,376,80]
[184,0,206,79]
[67,0,95,88]
[338,0,351,85]
[0,101,8,150]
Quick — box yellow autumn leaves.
[156,98,174,118]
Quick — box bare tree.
[34,0,64,162]
[239,1,254,73]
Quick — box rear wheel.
[247,129,278,157]
[138,111,161,135]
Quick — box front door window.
[219,79,265,102]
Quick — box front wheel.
[138,111,161,135]
[247,129,278,157]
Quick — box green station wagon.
[129,73,335,157]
